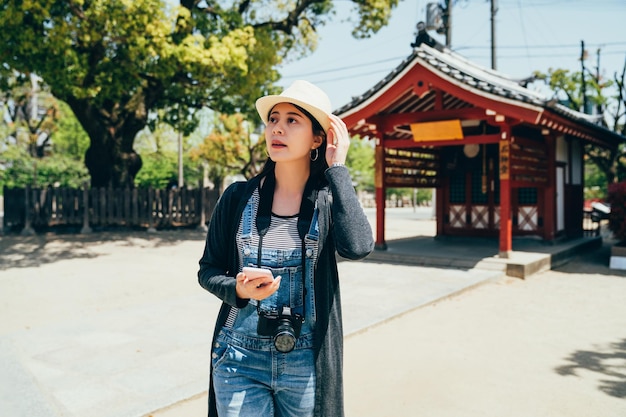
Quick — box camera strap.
[255,169,317,319]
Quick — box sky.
[277,0,626,112]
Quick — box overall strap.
[256,169,318,240]
[255,169,319,316]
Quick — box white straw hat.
[255,80,332,134]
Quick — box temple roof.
[336,44,624,148]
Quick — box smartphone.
[242,267,274,280]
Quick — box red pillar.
[374,138,387,249]
[498,130,512,257]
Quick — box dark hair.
[260,103,329,187]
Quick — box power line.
[282,42,625,80]
[300,69,394,85]
[465,51,623,60]
[457,41,626,50]
[279,56,403,78]
[499,0,625,8]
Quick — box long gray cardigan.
[198,166,374,417]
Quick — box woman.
[198,80,374,417]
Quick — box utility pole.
[442,0,452,47]
[596,48,603,115]
[596,48,601,83]
[432,0,497,63]
[490,0,498,70]
[580,40,589,114]
[178,130,184,188]
[177,106,184,188]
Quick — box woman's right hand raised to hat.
[326,114,349,166]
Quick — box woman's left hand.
[325,114,350,166]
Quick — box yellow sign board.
[410,120,464,142]
[499,140,510,180]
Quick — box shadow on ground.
[0,228,207,270]
[553,240,626,399]
[554,240,626,277]
[556,337,626,399]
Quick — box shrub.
[607,181,626,243]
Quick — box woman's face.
[265,102,323,164]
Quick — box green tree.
[0,146,34,189]
[133,121,203,188]
[535,67,626,188]
[133,119,177,189]
[190,113,265,190]
[134,152,202,189]
[613,65,626,136]
[1,0,398,188]
[0,74,89,191]
[0,143,90,189]
[386,187,432,206]
[52,101,90,159]
[345,136,375,192]
[0,72,59,158]
[534,68,610,112]
[584,158,607,200]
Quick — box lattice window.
[518,187,537,204]
[471,171,488,204]
[471,205,489,229]
[494,176,500,204]
[494,206,500,229]
[449,205,466,228]
[517,206,538,231]
[449,173,466,203]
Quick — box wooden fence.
[2,183,220,234]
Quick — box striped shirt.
[237,188,301,267]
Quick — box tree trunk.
[66,97,145,188]
[84,130,142,188]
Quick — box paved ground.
[150,238,626,417]
[1,207,625,417]
[344,244,626,417]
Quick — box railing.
[582,209,603,237]
[2,183,219,234]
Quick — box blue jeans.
[212,329,316,417]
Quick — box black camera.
[257,306,303,353]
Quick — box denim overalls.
[211,190,320,417]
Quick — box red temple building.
[337,45,625,257]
